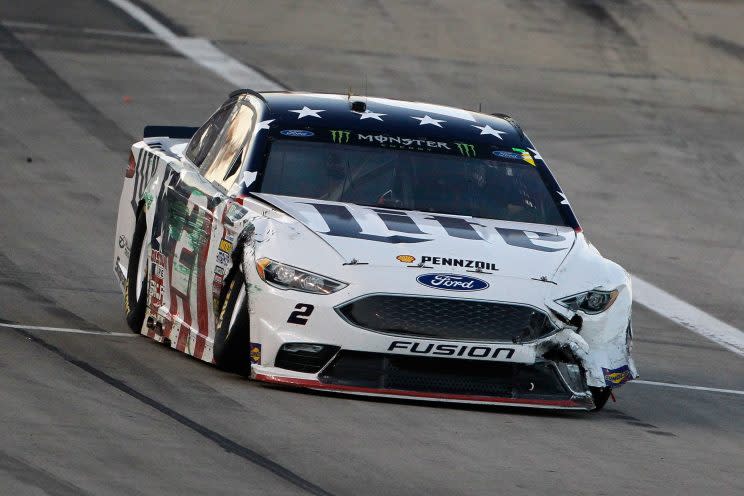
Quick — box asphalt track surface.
[1,1,743,494]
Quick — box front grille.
[319,351,572,398]
[337,295,556,342]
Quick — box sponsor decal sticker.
[280,129,315,137]
[455,143,476,157]
[419,255,497,271]
[211,266,226,309]
[149,249,166,307]
[226,202,247,222]
[512,147,536,166]
[216,235,232,266]
[218,239,233,253]
[396,255,416,263]
[388,340,516,361]
[357,134,451,150]
[249,343,261,364]
[416,273,489,291]
[492,150,523,161]
[216,250,230,266]
[330,130,350,143]
[602,365,633,388]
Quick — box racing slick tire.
[590,387,612,411]
[214,269,252,374]
[124,209,149,333]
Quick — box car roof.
[257,91,528,149]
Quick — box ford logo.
[416,273,489,292]
[492,150,522,160]
[280,129,314,137]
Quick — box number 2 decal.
[287,304,314,325]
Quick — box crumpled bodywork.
[542,234,637,388]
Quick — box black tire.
[590,387,612,411]
[214,269,251,373]
[124,209,149,332]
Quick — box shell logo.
[396,255,415,263]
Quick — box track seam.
[9,326,334,496]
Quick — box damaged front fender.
[541,233,637,389]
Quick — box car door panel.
[146,95,259,361]
[158,168,226,358]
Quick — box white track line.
[106,0,744,360]
[633,276,744,357]
[105,0,285,91]
[633,379,744,396]
[0,323,136,337]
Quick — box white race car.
[114,90,637,411]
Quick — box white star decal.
[289,106,325,119]
[557,192,570,205]
[527,147,543,160]
[358,110,386,121]
[256,119,274,131]
[411,115,445,127]
[472,124,506,139]
[240,171,258,188]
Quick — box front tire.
[590,387,612,411]
[214,269,251,373]
[124,210,149,332]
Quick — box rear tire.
[124,210,149,332]
[214,269,251,373]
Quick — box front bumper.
[245,265,634,410]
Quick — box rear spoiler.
[143,125,199,139]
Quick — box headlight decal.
[255,258,347,294]
[556,289,619,315]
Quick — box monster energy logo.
[331,130,350,143]
[455,143,476,157]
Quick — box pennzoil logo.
[396,255,415,263]
[455,143,476,157]
[330,130,350,143]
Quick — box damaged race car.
[114,90,637,411]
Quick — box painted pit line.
[0,322,136,337]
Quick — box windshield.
[259,139,566,226]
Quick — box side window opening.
[201,102,256,191]
[184,101,236,167]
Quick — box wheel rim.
[135,239,148,300]
[227,284,246,337]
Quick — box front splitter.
[254,372,592,410]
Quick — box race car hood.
[255,193,576,280]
